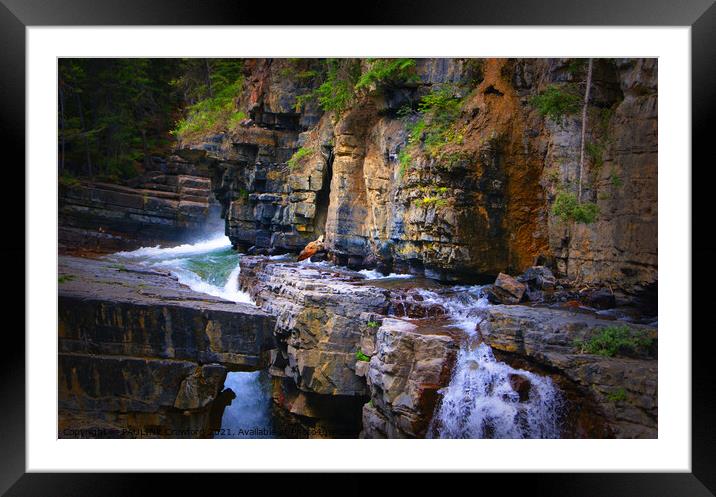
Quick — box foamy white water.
[426,286,563,438]
[216,371,275,438]
[358,269,414,280]
[109,234,254,304]
[113,234,231,259]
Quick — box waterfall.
[423,286,564,439]
[109,233,254,304]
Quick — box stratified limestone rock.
[174,364,229,411]
[58,256,276,438]
[239,257,390,396]
[547,58,658,293]
[482,304,657,438]
[58,256,276,369]
[194,58,656,295]
[360,318,458,438]
[59,154,222,253]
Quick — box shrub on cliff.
[405,85,466,158]
[295,59,362,115]
[355,58,418,91]
[296,58,417,116]
[287,147,314,170]
[172,78,246,140]
[530,84,581,124]
[552,191,599,224]
[355,349,371,362]
[574,325,654,358]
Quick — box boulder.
[509,373,532,402]
[518,266,556,290]
[582,288,616,309]
[487,273,526,304]
[361,318,458,438]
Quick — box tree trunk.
[578,58,593,202]
[59,81,66,174]
[205,59,213,98]
[76,93,93,178]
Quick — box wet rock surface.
[360,318,459,438]
[238,256,390,396]
[483,304,657,438]
[58,255,276,437]
[487,272,527,304]
[236,257,657,438]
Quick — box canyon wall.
[59,153,222,253]
[185,58,656,296]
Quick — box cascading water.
[421,286,564,439]
[215,371,275,438]
[108,234,276,437]
[109,234,254,304]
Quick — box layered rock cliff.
[182,58,656,297]
[59,153,222,253]
[58,256,275,437]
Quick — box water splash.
[216,371,275,439]
[425,287,563,439]
[358,269,414,280]
[108,234,254,304]
[113,234,231,259]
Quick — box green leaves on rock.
[355,349,371,362]
[573,325,654,358]
[295,58,417,116]
[287,147,314,170]
[355,58,418,91]
[552,191,599,224]
[171,59,246,141]
[530,84,581,124]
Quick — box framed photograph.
[4,0,714,494]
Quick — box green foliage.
[573,325,654,357]
[566,58,587,75]
[59,58,182,180]
[607,388,628,403]
[355,58,418,91]
[398,149,412,178]
[530,84,581,124]
[595,106,615,135]
[366,321,380,329]
[610,168,623,188]
[172,60,246,140]
[407,85,465,159]
[414,196,448,208]
[546,167,561,184]
[59,171,80,187]
[58,274,75,284]
[355,349,371,362]
[236,188,250,201]
[436,150,474,171]
[552,191,599,224]
[295,58,416,117]
[585,141,604,169]
[295,59,361,115]
[287,147,314,170]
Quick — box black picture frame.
[2,0,713,495]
